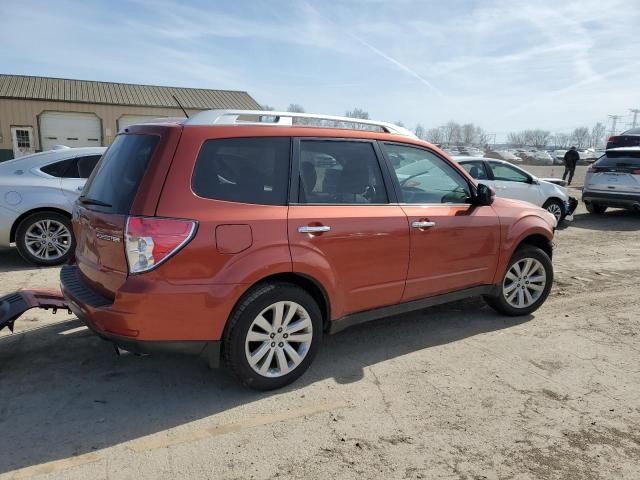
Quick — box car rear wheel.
[15,211,75,266]
[585,202,607,214]
[484,246,553,316]
[223,282,322,390]
[542,198,564,223]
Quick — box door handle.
[411,221,436,229]
[298,225,331,233]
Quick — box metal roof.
[0,74,261,110]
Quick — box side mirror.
[474,183,495,206]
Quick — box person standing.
[563,146,579,185]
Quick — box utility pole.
[608,114,622,137]
[631,109,640,129]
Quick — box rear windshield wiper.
[78,196,112,208]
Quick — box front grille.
[60,265,112,308]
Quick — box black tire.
[223,282,322,390]
[585,202,607,214]
[542,198,565,223]
[484,246,553,316]
[15,211,75,266]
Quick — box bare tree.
[425,127,443,144]
[476,126,490,146]
[571,127,590,148]
[554,133,571,148]
[260,104,275,111]
[345,108,369,119]
[442,121,461,145]
[414,123,425,139]
[461,123,477,145]
[590,122,606,148]
[507,131,525,147]
[287,104,305,113]
[527,129,551,148]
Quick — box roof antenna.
[172,95,189,118]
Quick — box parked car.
[455,157,575,222]
[0,147,105,265]
[484,150,523,163]
[582,147,640,214]
[60,110,556,390]
[527,150,554,166]
[606,128,640,150]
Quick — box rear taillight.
[633,169,640,175]
[125,216,197,274]
[608,135,617,142]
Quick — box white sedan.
[455,157,576,222]
[0,146,105,265]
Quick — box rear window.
[595,152,640,168]
[192,137,291,205]
[82,134,159,214]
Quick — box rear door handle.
[298,225,331,233]
[411,221,436,229]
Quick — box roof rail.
[182,109,417,138]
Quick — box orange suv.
[60,110,556,390]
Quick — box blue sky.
[1,0,639,139]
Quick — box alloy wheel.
[244,301,313,378]
[503,258,547,309]
[24,219,72,262]
[546,203,563,222]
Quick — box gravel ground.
[1,166,638,480]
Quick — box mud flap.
[0,290,70,333]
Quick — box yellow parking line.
[2,452,101,480]
[128,400,349,452]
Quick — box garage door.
[40,112,102,151]
[117,115,166,131]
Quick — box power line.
[608,114,622,137]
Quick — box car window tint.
[384,143,471,204]
[460,161,489,180]
[83,134,159,214]
[490,163,530,183]
[193,137,291,205]
[298,140,388,204]
[595,153,640,168]
[75,155,102,178]
[41,159,74,177]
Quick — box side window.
[460,161,489,180]
[193,137,291,205]
[383,143,471,204]
[75,155,102,178]
[298,140,388,204]
[40,159,74,177]
[490,163,530,183]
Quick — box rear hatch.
[607,130,640,149]
[585,151,640,195]
[74,125,181,298]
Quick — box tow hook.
[0,289,70,333]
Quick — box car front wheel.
[15,211,75,266]
[485,246,553,316]
[542,198,565,223]
[223,282,322,390]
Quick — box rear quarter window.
[82,134,159,214]
[192,137,291,205]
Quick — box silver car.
[583,147,640,214]
[0,147,106,265]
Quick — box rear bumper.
[60,265,234,365]
[582,190,640,209]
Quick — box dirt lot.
[1,166,639,479]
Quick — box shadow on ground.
[0,300,531,473]
[570,209,640,232]
[0,248,46,274]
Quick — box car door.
[287,138,410,318]
[59,154,102,198]
[381,142,500,301]
[487,161,544,206]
